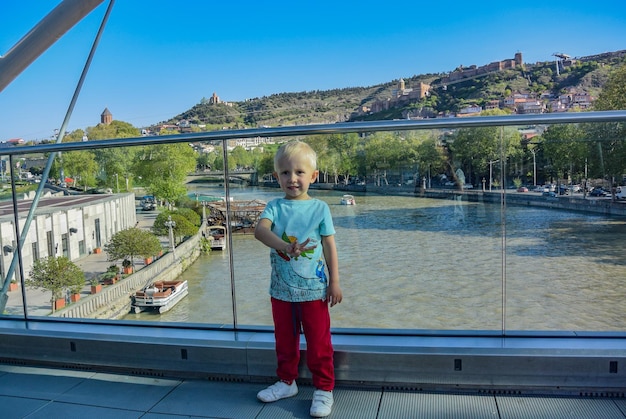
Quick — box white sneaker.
[257,380,298,402]
[310,389,333,417]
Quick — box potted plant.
[102,272,116,285]
[90,277,102,294]
[9,280,18,292]
[67,272,85,302]
[93,247,102,254]
[26,256,85,313]
[102,265,120,285]
[55,297,66,310]
[70,288,81,302]
[122,259,133,275]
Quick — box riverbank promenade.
[3,210,159,317]
[2,363,626,418]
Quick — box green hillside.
[161,50,626,130]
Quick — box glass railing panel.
[330,189,505,329]
[224,128,508,330]
[2,112,626,335]
[502,121,626,332]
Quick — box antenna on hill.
[552,53,570,76]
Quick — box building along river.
[124,186,626,332]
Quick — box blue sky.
[1,1,625,142]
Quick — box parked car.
[517,186,529,192]
[589,188,608,197]
[616,186,626,200]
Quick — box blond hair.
[274,140,317,171]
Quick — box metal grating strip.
[379,391,498,418]
[257,386,382,419]
[496,395,625,419]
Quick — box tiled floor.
[1,364,626,418]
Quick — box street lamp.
[489,159,499,191]
[530,148,537,187]
[165,215,176,257]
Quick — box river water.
[124,186,626,332]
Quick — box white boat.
[132,280,188,314]
[206,225,227,250]
[340,194,356,205]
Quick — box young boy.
[254,140,342,418]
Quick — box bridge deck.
[2,363,625,418]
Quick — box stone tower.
[101,108,112,124]
[514,52,523,68]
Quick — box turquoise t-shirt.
[260,198,336,302]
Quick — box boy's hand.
[326,282,342,307]
[285,238,317,258]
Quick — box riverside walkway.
[3,209,160,317]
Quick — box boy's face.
[274,154,318,200]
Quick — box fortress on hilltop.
[442,52,524,84]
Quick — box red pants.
[271,297,335,391]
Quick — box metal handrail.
[1,110,625,156]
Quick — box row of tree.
[45,121,197,208]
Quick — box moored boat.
[131,280,188,314]
[340,194,356,205]
[206,225,227,250]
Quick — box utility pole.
[489,159,499,191]
[165,216,176,258]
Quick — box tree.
[104,228,163,268]
[153,210,199,244]
[86,121,140,190]
[26,256,85,312]
[588,63,626,185]
[541,124,586,184]
[196,153,212,171]
[256,150,275,179]
[416,133,446,181]
[210,145,236,171]
[174,207,201,227]
[133,143,197,207]
[326,133,360,184]
[86,120,140,140]
[364,132,408,185]
[592,63,626,111]
[249,147,265,172]
[59,150,98,190]
[450,126,522,186]
[230,146,252,168]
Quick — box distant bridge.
[186,170,258,185]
